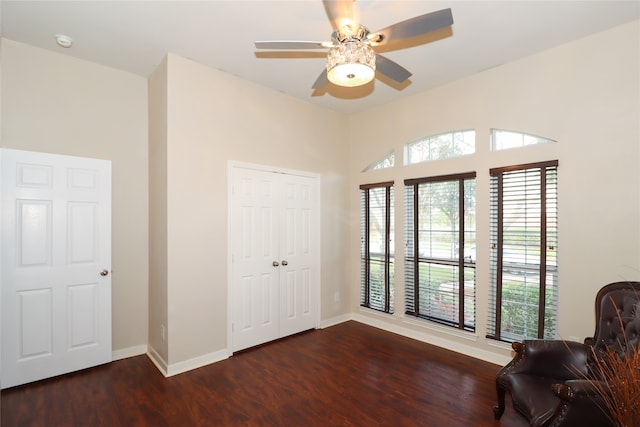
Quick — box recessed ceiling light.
[55,34,73,48]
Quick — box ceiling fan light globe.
[326,41,376,87]
[327,63,375,87]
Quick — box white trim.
[319,313,353,329]
[486,338,514,352]
[357,305,397,322]
[229,160,318,179]
[165,349,230,377]
[314,175,322,332]
[226,163,233,355]
[146,345,169,376]
[112,344,147,361]
[146,345,231,377]
[352,313,512,366]
[400,315,479,342]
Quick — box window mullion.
[384,186,391,313]
[364,190,371,308]
[495,174,504,339]
[413,184,420,316]
[458,179,465,329]
[537,167,548,339]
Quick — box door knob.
[100,269,109,276]
[272,261,280,267]
[281,260,288,266]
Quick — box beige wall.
[348,20,640,364]
[1,39,149,355]
[149,53,350,367]
[148,56,169,363]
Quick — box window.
[491,129,555,151]
[360,182,394,313]
[405,130,475,165]
[404,173,476,331]
[487,161,558,342]
[363,150,395,171]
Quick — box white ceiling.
[2,1,639,113]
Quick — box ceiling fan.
[254,1,454,89]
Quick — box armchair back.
[587,281,640,359]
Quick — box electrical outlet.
[161,325,166,341]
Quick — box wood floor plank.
[1,321,527,426]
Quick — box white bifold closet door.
[230,165,318,352]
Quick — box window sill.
[486,338,513,352]
[401,315,478,342]
[358,305,395,318]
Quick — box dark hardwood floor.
[1,321,527,426]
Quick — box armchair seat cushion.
[506,374,561,427]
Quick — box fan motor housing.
[332,24,369,44]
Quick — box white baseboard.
[146,345,169,376]
[112,344,148,361]
[319,313,353,329]
[140,312,510,379]
[165,349,231,377]
[146,345,231,377]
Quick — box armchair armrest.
[499,340,591,380]
[549,380,613,426]
[552,379,602,401]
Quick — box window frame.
[404,172,477,331]
[487,160,559,342]
[360,181,394,313]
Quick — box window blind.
[360,182,394,313]
[487,161,558,342]
[404,172,476,331]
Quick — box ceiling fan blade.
[371,8,453,45]
[324,0,357,31]
[375,54,412,83]
[312,69,328,89]
[255,41,327,50]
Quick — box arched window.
[363,150,394,172]
[405,130,475,165]
[491,129,555,151]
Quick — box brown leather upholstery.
[493,281,640,427]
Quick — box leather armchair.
[493,281,640,427]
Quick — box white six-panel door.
[278,173,316,338]
[1,149,112,389]
[231,165,318,352]
[231,167,280,351]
